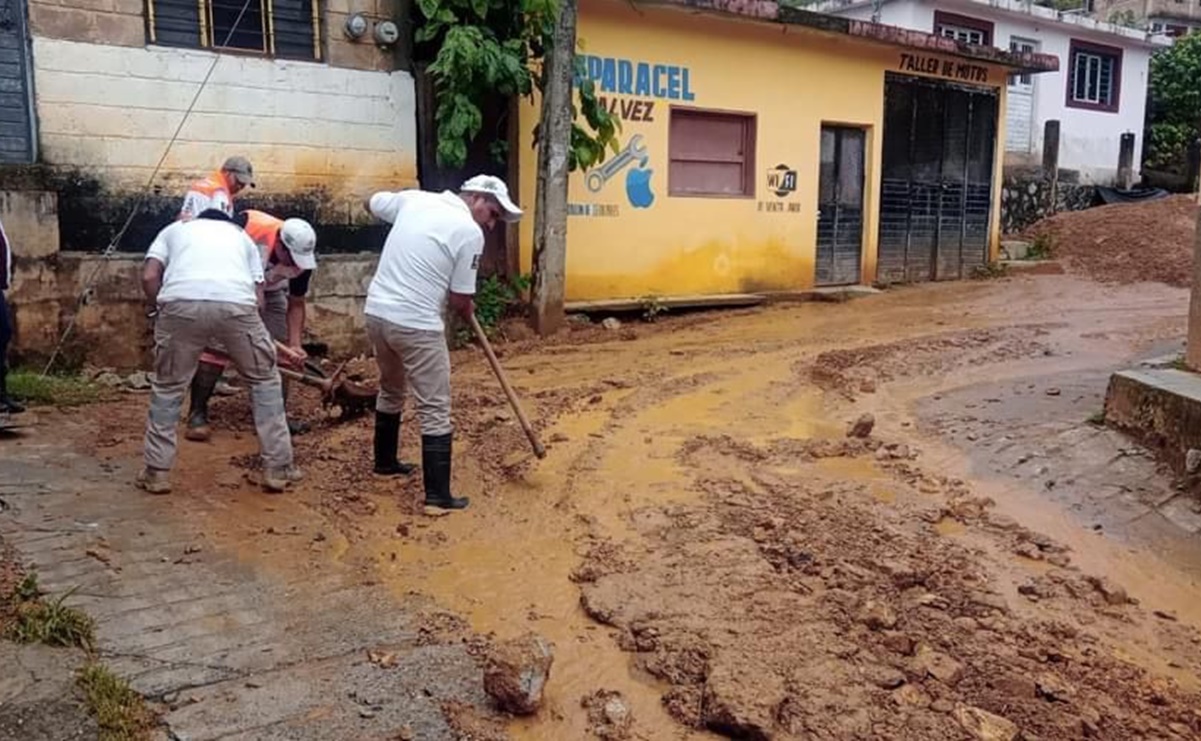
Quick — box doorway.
[1006,37,1038,154]
[815,125,866,287]
[878,73,998,283]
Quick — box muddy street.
[5,272,1201,740]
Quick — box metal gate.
[878,73,997,283]
[0,0,33,163]
[815,126,865,286]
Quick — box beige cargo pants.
[366,315,453,436]
[145,300,293,471]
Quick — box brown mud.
[58,273,1201,739]
[1026,195,1199,288]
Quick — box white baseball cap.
[280,218,317,270]
[460,175,523,222]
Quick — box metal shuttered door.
[877,73,998,283]
[0,0,32,163]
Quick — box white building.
[812,0,1172,184]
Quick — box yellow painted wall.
[518,0,1011,302]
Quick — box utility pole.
[1187,204,1201,370]
[530,0,577,336]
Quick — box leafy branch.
[417,0,620,170]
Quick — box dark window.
[668,108,756,198]
[1066,39,1122,112]
[933,11,994,46]
[146,0,320,61]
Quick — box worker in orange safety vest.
[178,156,257,409]
[178,156,255,221]
[185,208,318,441]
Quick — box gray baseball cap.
[222,156,255,187]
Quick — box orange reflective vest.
[244,209,304,293]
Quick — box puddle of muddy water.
[365,401,718,740]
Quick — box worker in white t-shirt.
[363,175,522,512]
[140,208,300,495]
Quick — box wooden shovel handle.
[469,314,547,459]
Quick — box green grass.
[7,585,95,650]
[78,663,154,741]
[2,567,152,739]
[971,262,1010,280]
[6,370,112,407]
[1025,233,1055,260]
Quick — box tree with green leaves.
[415,0,620,171]
[1146,32,1201,172]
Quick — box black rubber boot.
[0,365,24,414]
[373,411,415,476]
[422,433,469,511]
[184,362,222,442]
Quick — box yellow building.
[517,0,1057,305]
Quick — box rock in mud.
[1013,542,1044,561]
[483,633,554,715]
[857,600,899,630]
[601,317,622,331]
[1187,448,1201,474]
[953,704,1020,741]
[96,371,124,388]
[882,633,916,656]
[892,683,931,708]
[1046,552,1072,568]
[866,665,906,689]
[1035,672,1076,702]
[125,371,151,390]
[582,690,633,739]
[912,645,965,686]
[701,666,780,740]
[1086,575,1129,606]
[847,413,875,439]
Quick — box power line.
[40,0,257,376]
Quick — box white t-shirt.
[146,218,264,306]
[177,187,231,219]
[364,190,485,332]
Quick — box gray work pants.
[261,289,288,342]
[145,300,293,471]
[366,315,453,436]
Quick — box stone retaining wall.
[1000,168,1097,235]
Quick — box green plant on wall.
[475,273,533,332]
[416,0,620,170]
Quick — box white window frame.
[938,24,987,45]
[1071,50,1117,107]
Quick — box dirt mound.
[1025,196,1199,288]
[809,327,1053,400]
[577,435,1201,740]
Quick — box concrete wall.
[32,37,418,200]
[0,1,421,365]
[6,191,379,370]
[834,0,1159,185]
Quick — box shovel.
[469,314,546,459]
